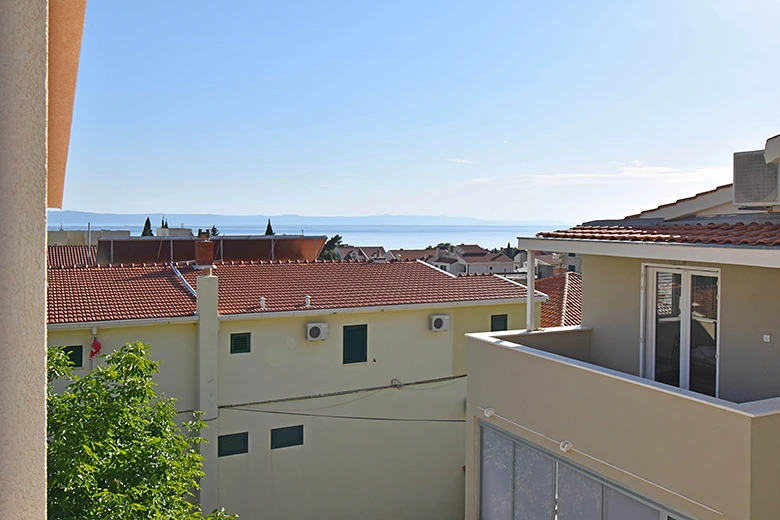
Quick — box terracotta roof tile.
[535,272,582,328]
[390,249,436,261]
[179,260,542,315]
[47,265,197,324]
[538,222,780,247]
[624,184,733,219]
[48,245,96,267]
[48,260,543,324]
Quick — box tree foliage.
[264,219,274,236]
[319,234,343,260]
[142,217,154,236]
[210,225,220,237]
[47,342,236,520]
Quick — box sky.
[63,0,780,223]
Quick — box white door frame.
[640,263,721,397]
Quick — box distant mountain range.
[47,210,571,229]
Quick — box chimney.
[553,266,567,276]
[195,232,214,272]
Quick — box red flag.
[90,337,102,359]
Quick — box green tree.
[435,242,454,252]
[47,342,236,520]
[161,217,169,229]
[264,219,274,236]
[142,217,154,236]
[210,225,220,237]
[319,234,343,260]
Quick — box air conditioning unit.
[306,322,328,341]
[430,314,450,332]
[733,150,780,207]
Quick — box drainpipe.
[195,234,219,511]
[526,250,535,332]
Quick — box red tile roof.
[390,249,436,261]
[538,221,780,247]
[624,184,733,219]
[47,264,197,324]
[48,260,543,324]
[179,260,541,315]
[48,245,96,267]
[535,272,582,328]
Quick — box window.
[271,425,304,449]
[218,432,249,457]
[64,345,83,368]
[568,252,576,257]
[568,265,576,272]
[343,324,368,364]
[230,332,251,354]
[491,314,508,332]
[479,424,689,520]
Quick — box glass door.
[645,267,719,397]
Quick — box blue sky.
[64,0,780,222]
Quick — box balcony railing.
[465,326,780,520]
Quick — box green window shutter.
[491,314,508,332]
[230,332,251,354]
[343,324,368,364]
[64,345,83,368]
[271,425,304,449]
[218,432,249,456]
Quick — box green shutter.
[218,432,249,456]
[64,345,83,368]
[230,332,251,354]
[271,425,304,449]
[343,324,368,364]
[491,314,508,332]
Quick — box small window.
[218,432,249,457]
[64,345,83,368]
[230,332,251,354]
[568,252,576,257]
[343,324,368,364]
[271,425,304,449]
[568,265,576,272]
[491,314,508,332]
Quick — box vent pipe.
[305,295,311,307]
[259,297,266,310]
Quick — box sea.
[49,223,560,251]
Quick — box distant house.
[431,244,513,275]
[388,248,436,261]
[336,245,393,261]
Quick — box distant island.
[47,210,571,229]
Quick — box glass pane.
[604,487,660,520]
[690,275,718,397]
[480,428,514,520]
[655,272,682,388]
[558,465,602,520]
[513,442,554,520]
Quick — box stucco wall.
[582,255,780,403]
[465,335,757,520]
[218,378,467,520]
[48,324,199,412]
[0,1,48,517]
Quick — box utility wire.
[225,407,465,423]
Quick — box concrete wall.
[465,334,763,520]
[48,324,199,413]
[463,262,514,275]
[0,1,48,517]
[581,254,780,403]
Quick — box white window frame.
[640,263,721,397]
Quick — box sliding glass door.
[645,267,719,397]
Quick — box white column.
[0,0,48,517]
[197,273,220,512]
[526,250,535,332]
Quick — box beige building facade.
[48,259,542,519]
[465,160,780,520]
